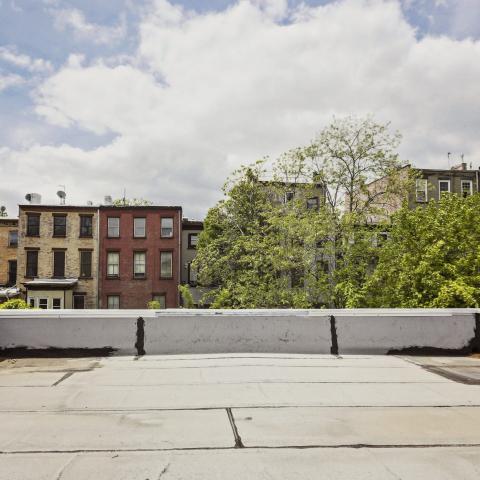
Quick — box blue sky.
[1,0,480,217]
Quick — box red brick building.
[98,206,182,309]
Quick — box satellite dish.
[25,194,32,202]
[57,190,66,205]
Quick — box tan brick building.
[0,218,18,288]
[17,204,99,309]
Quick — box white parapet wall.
[0,308,478,355]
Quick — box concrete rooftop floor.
[0,353,479,479]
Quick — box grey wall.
[0,309,477,355]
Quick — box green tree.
[0,299,31,309]
[179,284,195,308]
[195,117,410,308]
[360,194,480,308]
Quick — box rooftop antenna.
[57,185,66,205]
[0,206,6,217]
[122,188,126,206]
[447,152,451,168]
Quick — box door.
[73,294,85,309]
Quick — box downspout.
[178,208,182,308]
[96,207,100,308]
[476,169,479,193]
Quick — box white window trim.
[438,180,450,199]
[107,252,120,276]
[107,217,120,237]
[134,217,146,238]
[415,179,428,202]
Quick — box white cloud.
[51,8,126,44]
[2,0,480,218]
[0,46,52,72]
[0,73,23,91]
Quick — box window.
[160,251,173,278]
[415,179,428,202]
[52,298,62,309]
[107,252,120,277]
[53,215,67,237]
[73,294,85,309]
[107,217,120,237]
[461,180,473,198]
[53,250,66,278]
[8,230,18,247]
[306,197,319,210]
[80,250,92,278]
[107,295,120,309]
[188,262,197,285]
[26,214,40,236]
[7,260,16,286]
[188,233,198,249]
[26,250,38,277]
[438,180,450,198]
[161,217,174,238]
[80,215,93,237]
[134,217,146,238]
[28,298,35,308]
[284,191,294,202]
[153,294,166,309]
[134,251,146,278]
[38,298,48,309]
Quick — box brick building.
[17,203,99,309]
[98,206,182,309]
[0,218,18,288]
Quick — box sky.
[0,0,480,219]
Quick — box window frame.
[25,249,39,278]
[159,250,173,279]
[188,233,198,249]
[52,214,67,238]
[415,179,428,203]
[438,180,450,199]
[152,293,166,309]
[107,295,120,309]
[107,217,120,238]
[79,214,93,238]
[52,249,66,278]
[52,298,62,309]
[106,251,120,278]
[7,260,17,286]
[8,230,18,247]
[133,250,147,279]
[306,197,319,210]
[79,249,93,278]
[26,213,40,237]
[133,217,146,238]
[38,298,48,309]
[187,261,197,286]
[461,180,473,198]
[160,217,174,238]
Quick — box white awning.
[24,278,78,288]
[0,287,20,298]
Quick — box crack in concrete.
[52,371,75,387]
[226,408,244,448]
[2,443,480,455]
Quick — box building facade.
[98,206,182,309]
[17,204,99,309]
[181,219,206,306]
[0,218,18,290]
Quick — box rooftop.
[0,352,479,479]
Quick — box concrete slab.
[2,448,480,480]
[0,410,233,452]
[1,354,480,479]
[233,406,480,447]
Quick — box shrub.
[0,299,31,309]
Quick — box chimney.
[25,193,42,204]
[104,195,113,206]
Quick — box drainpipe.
[96,208,100,308]
[477,170,479,193]
[178,209,182,308]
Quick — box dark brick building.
[98,205,182,309]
